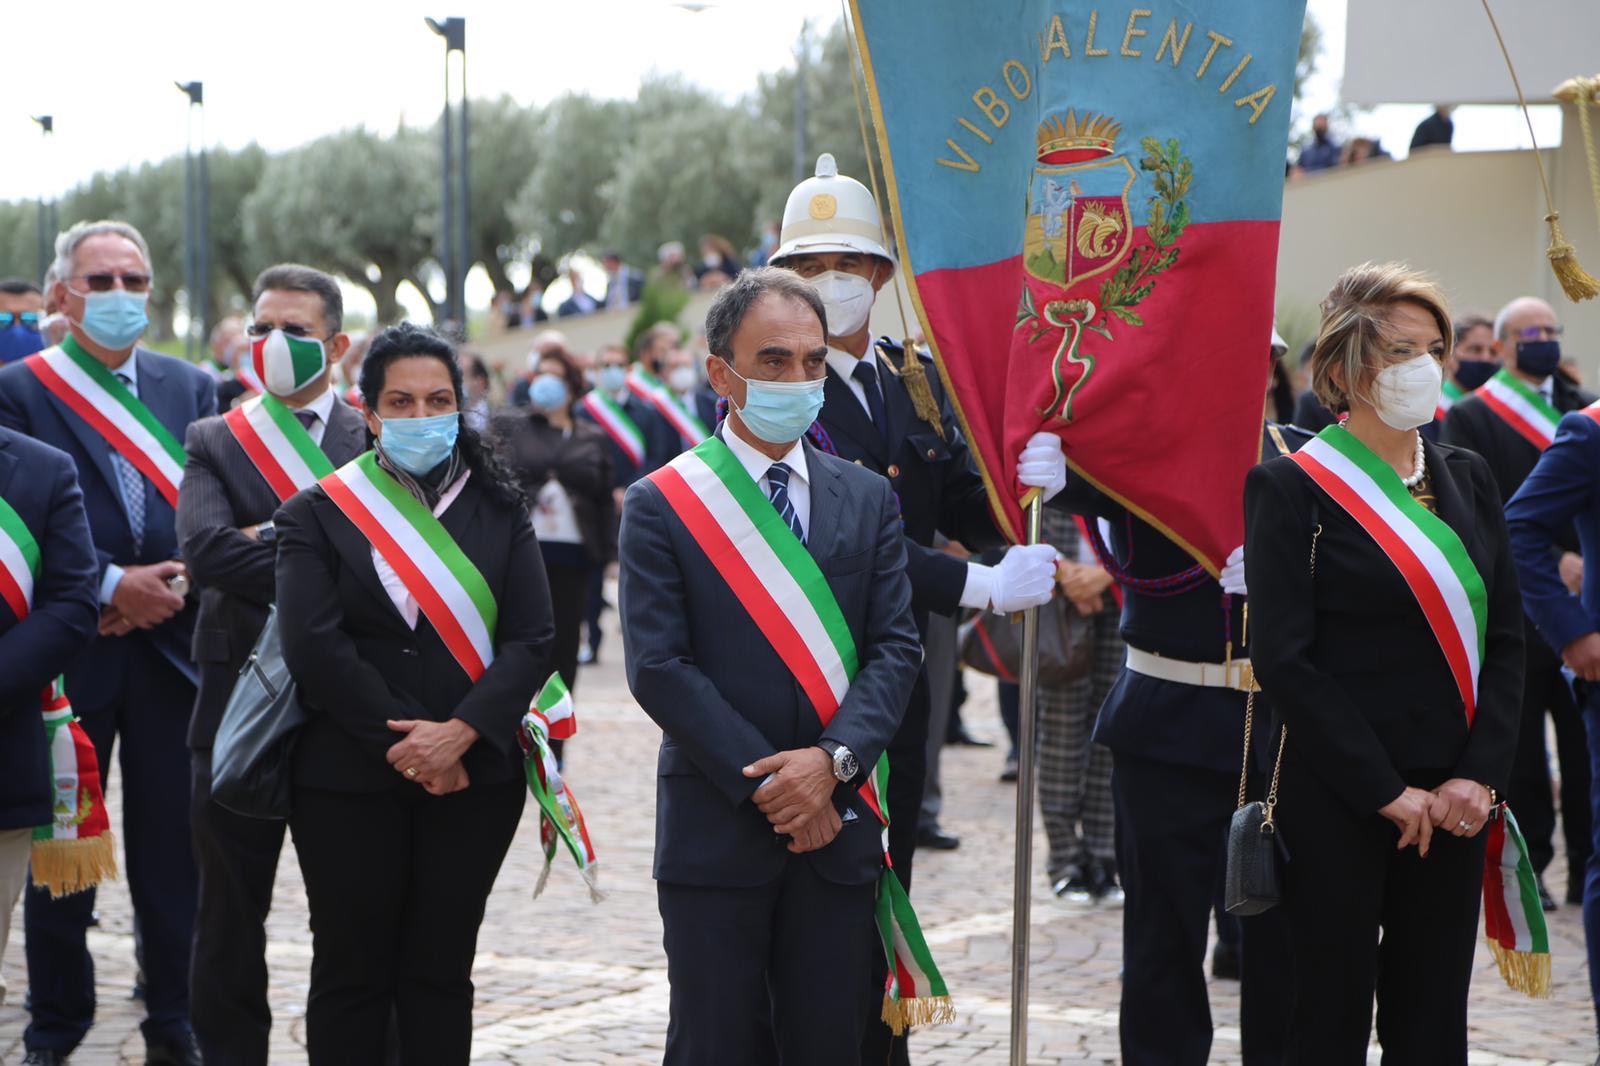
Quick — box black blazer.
[1244,438,1524,814]
[274,464,555,793]
[0,429,99,829]
[818,340,1006,625]
[176,397,369,747]
[489,411,614,565]
[619,439,921,888]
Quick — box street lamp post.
[176,81,207,359]
[31,116,54,281]
[426,17,468,331]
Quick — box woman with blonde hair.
[1244,262,1524,1063]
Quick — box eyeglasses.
[1516,324,1564,339]
[0,311,41,330]
[245,322,326,340]
[69,272,151,293]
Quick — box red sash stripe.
[223,406,300,502]
[0,568,28,622]
[1479,391,1552,452]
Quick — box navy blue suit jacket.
[0,344,217,698]
[1506,410,1600,655]
[619,438,921,888]
[0,428,99,829]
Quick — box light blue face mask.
[377,411,460,475]
[598,365,628,394]
[529,373,569,412]
[728,367,825,444]
[77,290,149,350]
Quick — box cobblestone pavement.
[3,611,1598,1064]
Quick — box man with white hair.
[0,219,215,1066]
[1443,294,1596,911]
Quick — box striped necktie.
[111,372,146,554]
[766,463,805,544]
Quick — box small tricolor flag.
[519,673,599,901]
[1483,806,1551,997]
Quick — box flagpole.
[1009,490,1044,1066]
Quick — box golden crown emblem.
[1036,110,1121,160]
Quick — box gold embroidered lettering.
[1002,59,1033,100]
[1038,15,1071,63]
[957,117,994,145]
[1218,53,1253,93]
[973,86,1010,127]
[1194,30,1233,80]
[1234,83,1278,125]
[935,138,981,172]
[1084,10,1110,56]
[1154,19,1193,66]
[1121,9,1152,57]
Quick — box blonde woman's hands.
[1432,778,1492,838]
[1379,787,1445,856]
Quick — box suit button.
[403,646,419,657]
[926,448,937,460]
[887,464,900,478]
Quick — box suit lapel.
[821,366,887,466]
[1426,441,1476,559]
[322,399,369,467]
[803,443,843,564]
[0,436,18,504]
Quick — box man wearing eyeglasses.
[1443,295,1597,916]
[0,278,47,364]
[175,263,364,1066]
[0,219,216,1066]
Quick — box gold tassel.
[880,993,956,1035]
[31,832,118,899]
[1546,212,1600,301]
[886,341,947,440]
[1486,940,1553,999]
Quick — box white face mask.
[809,269,876,337]
[1371,353,1443,431]
[666,366,697,393]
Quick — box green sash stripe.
[0,496,41,575]
[259,393,335,478]
[59,337,186,465]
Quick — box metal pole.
[197,104,210,347]
[182,130,195,360]
[439,61,454,328]
[456,40,470,330]
[1009,492,1044,1066]
[792,23,809,182]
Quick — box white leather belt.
[1125,646,1258,692]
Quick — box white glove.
[988,543,1058,614]
[1017,432,1067,501]
[1219,545,1247,596]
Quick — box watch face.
[837,751,858,780]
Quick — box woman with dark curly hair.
[273,322,554,1064]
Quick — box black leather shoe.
[22,1051,64,1066]
[917,825,961,850]
[999,757,1019,782]
[1537,876,1558,913]
[947,726,994,747]
[145,1032,202,1066]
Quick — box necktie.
[852,359,890,450]
[111,372,146,555]
[295,410,318,430]
[766,463,805,544]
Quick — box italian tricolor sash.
[23,339,186,507]
[647,437,951,1031]
[1477,367,1561,450]
[224,393,335,502]
[320,453,496,681]
[0,495,116,897]
[519,673,601,901]
[1583,399,1600,425]
[1290,428,1486,718]
[1288,426,1548,996]
[627,366,708,447]
[579,392,646,467]
[1435,378,1463,422]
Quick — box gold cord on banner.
[1480,0,1599,302]
[1553,75,1600,237]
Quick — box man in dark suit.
[1443,295,1595,907]
[175,263,367,1065]
[620,268,922,1064]
[0,428,99,1010]
[662,345,719,431]
[556,266,600,318]
[602,251,643,310]
[0,220,215,1066]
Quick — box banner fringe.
[881,993,955,1035]
[31,832,118,898]
[1487,939,1552,998]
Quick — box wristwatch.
[256,520,278,544]
[816,740,859,783]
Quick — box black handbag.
[1224,686,1289,916]
[957,595,1092,686]
[211,606,307,820]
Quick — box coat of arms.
[1016,110,1193,423]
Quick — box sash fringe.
[31,832,118,898]
[1487,939,1552,999]
[881,993,955,1034]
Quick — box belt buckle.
[1236,660,1259,693]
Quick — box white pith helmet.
[771,153,897,267]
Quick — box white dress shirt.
[100,351,140,604]
[289,386,336,446]
[722,425,811,533]
[373,470,471,629]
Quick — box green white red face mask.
[251,329,327,397]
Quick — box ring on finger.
[404,766,419,778]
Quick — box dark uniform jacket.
[176,395,368,748]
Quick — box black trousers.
[189,748,287,1066]
[542,559,591,694]
[1509,636,1592,877]
[289,780,525,1066]
[583,562,606,658]
[24,639,198,1054]
[658,860,878,1066]
[1113,752,1290,1066]
[1277,756,1485,1065]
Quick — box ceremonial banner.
[850,1,1306,566]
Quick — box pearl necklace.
[1400,432,1427,488]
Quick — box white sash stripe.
[240,398,322,491]
[45,709,81,840]
[0,531,34,610]
[1480,378,1557,444]
[337,466,495,670]
[40,349,184,489]
[670,451,850,707]
[1302,437,1481,693]
[581,395,644,459]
